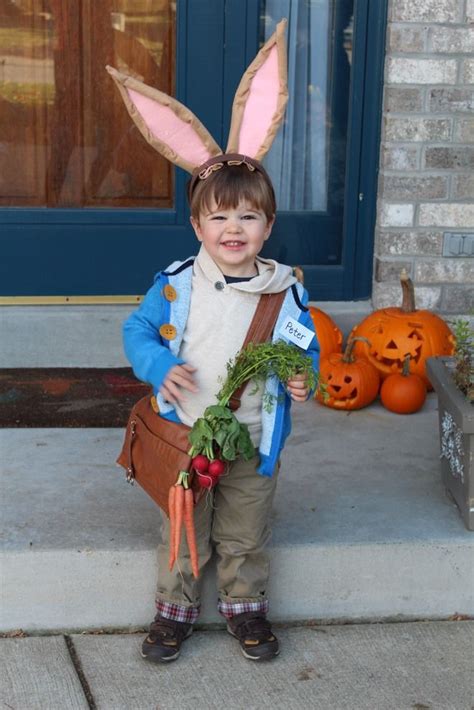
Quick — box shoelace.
[232,615,273,641]
[149,618,189,641]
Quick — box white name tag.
[279,317,314,350]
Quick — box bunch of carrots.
[168,470,199,579]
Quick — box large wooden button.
[163,284,177,302]
[159,324,177,340]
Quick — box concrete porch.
[1,304,473,632]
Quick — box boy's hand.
[160,364,198,404]
[287,373,310,402]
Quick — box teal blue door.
[0,0,386,301]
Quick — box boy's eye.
[210,215,226,220]
[242,214,257,220]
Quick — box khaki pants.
[155,455,279,611]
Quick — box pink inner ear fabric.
[128,88,212,166]
[238,46,280,156]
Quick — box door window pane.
[261,0,353,212]
[0,0,176,208]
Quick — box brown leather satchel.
[117,291,285,515]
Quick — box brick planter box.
[427,357,474,531]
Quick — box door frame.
[270,0,388,301]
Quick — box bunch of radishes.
[191,454,226,489]
[187,340,317,491]
[187,404,254,490]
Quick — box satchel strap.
[228,291,286,412]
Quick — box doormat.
[0,368,151,427]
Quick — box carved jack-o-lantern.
[309,306,343,359]
[350,271,455,389]
[317,337,380,410]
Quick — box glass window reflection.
[0,0,176,208]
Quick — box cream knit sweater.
[175,246,296,444]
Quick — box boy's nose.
[226,220,242,233]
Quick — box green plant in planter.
[450,318,474,403]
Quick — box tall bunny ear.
[106,66,222,174]
[226,19,288,161]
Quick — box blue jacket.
[123,257,320,476]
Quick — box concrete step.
[2,396,473,633]
[0,302,372,368]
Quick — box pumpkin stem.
[402,354,411,377]
[343,337,371,363]
[400,269,416,313]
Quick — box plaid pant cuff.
[155,599,200,624]
[218,598,269,620]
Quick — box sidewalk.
[2,621,472,709]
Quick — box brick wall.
[374,0,474,314]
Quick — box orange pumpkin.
[380,355,427,414]
[309,306,343,359]
[350,270,455,389]
[317,337,380,410]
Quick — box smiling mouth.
[222,241,245,247]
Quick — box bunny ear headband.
[106,19,288,199]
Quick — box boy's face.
[190,199,274,277]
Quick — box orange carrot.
[168,485,177,571]
[184,488,199,579]
[174,483,184,559]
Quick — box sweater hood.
[196,245,296,295]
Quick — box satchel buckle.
[126,419,137,483]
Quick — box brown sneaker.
[141,615,193,663]
[227,612,280,661]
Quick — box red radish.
[197,472,218,489]
[192,455,209,473]
[208,459,225,477]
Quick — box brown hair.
[189,163,276,222]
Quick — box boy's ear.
[226,20,288,161]
[190,216,203,241]
[106,66,222,173]
[264,215,276,240]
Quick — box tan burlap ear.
[106,66,222,173]
[226,19,288,161]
